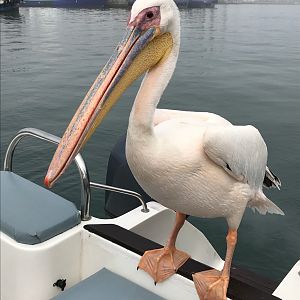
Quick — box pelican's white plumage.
[124,2,283,294]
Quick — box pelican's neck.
[128,27,180,136]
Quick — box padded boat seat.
[53,268,163,300]
[0,171,80,245]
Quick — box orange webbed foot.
[193,269,229,300]
[138,247,190,284]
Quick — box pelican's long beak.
[45,25,173,187]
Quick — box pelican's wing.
[203,125,268,189]
[203,125,284,215]
[263,166,281,190]
[154,109,231,127]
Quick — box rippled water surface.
[1,5,300,282]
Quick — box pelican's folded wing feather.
[263,166,281,190]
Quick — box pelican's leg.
[138,212,190,284]
[193,229,237,300]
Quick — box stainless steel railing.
[3,128,149,221]
[90,182,149,213]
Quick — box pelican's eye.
[146,11,154,19]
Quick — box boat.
[21,0,107,8]
[0,127,299,299]
[0,0,20,12]
[20,0,217,9]
[172,0,217,8]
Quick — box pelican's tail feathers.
[248,190,284,216]
[264,166,281,190]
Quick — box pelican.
[45,0,284,298]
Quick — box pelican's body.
[45,0,284,298]
[127,108,282,229]
[127,111,239,219]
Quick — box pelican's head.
[130,0,180,38]
[45,0,180,187]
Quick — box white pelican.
[45,0,284,298]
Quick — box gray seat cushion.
[53,268,164,300]
[0,171,80,245]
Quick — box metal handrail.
[3,128,149,219]
[90,182,149,213]
[3,128,92,220]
